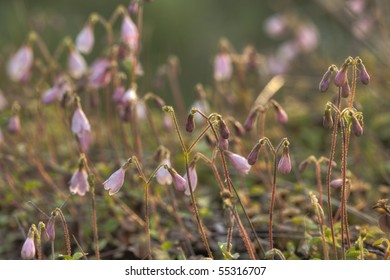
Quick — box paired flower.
[7,45,33,82]
[76,24,95,54]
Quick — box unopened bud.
[357,59,370,85]
[186,113,195,133]
[323,108,333,129]
[247,142,262,165]
[351,114,363,137]
[341,80,350,98]
[232,120,245,137]
[298,160,309,173]
[244,110,258,131]
[278,145,292,175]
[334,58,352,87]
[219,119,230,139]
[319,66,335,92]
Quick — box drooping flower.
[319,66,336,93]
[247,142,262,166]
[184,161,198,196]
[274,104,288,124]
[103,167,126,196]
[46,217,56,242]
[214,53,232,82]
[357,60,370,85]
[351,114,363,137]
[156,158,173,185]
[21,231,36,260]
[68,48,87,79]
[69,167,89,196]
[225,151,251,174]
[167,167,187,192]
[341,80,350,98]
[71,103,92,152]
[112,86,126,103]
[330,178,343,189]
[244,110,259,131]
[219,119,230,139]
[121,14,139,51]
[88,58,112,89]
[8,115,21,134]
[76,24,95,54]
[7,45,33,82]
[41,76,69,105]
[323,108,334,129]
[186,113,195,133]
[278,146,292,174]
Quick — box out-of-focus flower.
[8,115,21,134]
[122,87,138,104]
[264,14,287,38]
[186,113,195,133]
[41,76,69,105]
[351,114,363,137]
[69,167,89,196]
[295,24,318,53]
[247,142,262,166]
[352,16,374,40]
[184,161,198,196]
[347,0,366,14]
[121,14,139,51]
[225,151,251,174]
[128,0,139,16]
[21,231,36,260]
[88,58,112,89]
[214,53,232,82]
[71,104,92,152]
[0,89,8,111]
[244,110,258,131]
[112,86,126,103]
[7,45,33,82]
[156,158,173,185]
[330,178,343,189]
[76,24,95,54]
[274,104,288,124]
[191,100,210,124]
[103,167,126,196]
[68,48,87,79]
[167,167,187,192]
[46,217,56,242]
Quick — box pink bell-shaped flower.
[41,76,69,105]
[71,104,92,152]
[88,58,112,89]
[121,14,139,51]
[69,168,89,196]
[21,232,36,260]
[278,146,292,174]
[214,53,232,82]
[183,161,198,196]
[156,158,173,185]
[68,48,87,78]
[7,45,33,82]
[8,115,21,134]
[225,151,251,174]
[76,24,94,54]
[103,167,126,196]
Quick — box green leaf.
[58,254,72,260]
[72,252,84,260]
[373,238,388,247]
[25,180,42,191]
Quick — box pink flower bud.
[156,158,173,185]
[295,24,318,53]
[69,168,89,196]
[219,119,230,139]
[219,137,229,150]
[186,113,195,133]
[7,45,33,82]
[88,58,112,89]
[41,76,69,105]
[184,161,198,196]
[121,15,139,51]
[225,151,251,174]
[46,217,56,242]
[103,167,126,195]
[128,0,139,16]
[319,67,334,93]
[278,147,292,174]
[214,53,232,81]
[21,235,36,260]
[68,49,87,79]
[330,178,343,189]
[76,24,95,54]
[244,110,258,131]
[351,114,363,137]
[341,80,350,98]
[168,168,187,192]
[334,65,348,87]
[275,105,288,124]
[264,14,286,38]
[8,115,21,134]
[247,142,261,166]
[357,62,370,85]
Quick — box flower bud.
[186,113,195,133]
[278,146,292,174]
[121,14,139,51]
[7,115,21,134]
[323,108,333,129]
[357,60,370,85]
[46,217,56,242]
[319,67,333,93]
[21,231,35,260]
[244,110,258,131]
[247,142,261,165]
[351,114,363,137]
[341,79,350,98]
[334,59,351,87]
[219,119,230,139]
[298,160,309,173]
[232,120,245,137]
[218,137,229,150]
[68,49,87,79]
[330,178,343,189]
[274,104,288,124]
[7,45,33,82]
